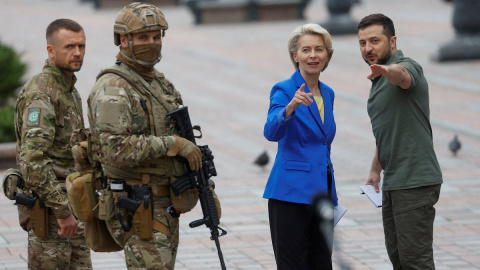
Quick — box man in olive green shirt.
[358,14,442,270]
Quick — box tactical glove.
[167,136,202,171]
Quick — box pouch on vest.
[68,128,123,252]
[66,170,100,222]
[71,128,93,172]
[169,177,199,213]
[84,217,123,252]
[98,189,116,221]
[68,128,103,221]
[66,172,122,252]
[72,141,92,172]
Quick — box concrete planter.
[187,0,310,24]
[434,0,480,61]
[87,0,180,9]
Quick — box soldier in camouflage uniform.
[14,19,92,269]
[88,3,203,269]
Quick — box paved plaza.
[0,0,479,269]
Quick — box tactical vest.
[91,63,186,180]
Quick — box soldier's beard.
[57,60,82,75]
[60,65,81,73]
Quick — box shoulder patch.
[27,108,41,127]
[104,86,123,96]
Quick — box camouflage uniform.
[15,60,92,269]
[88,62,189,269]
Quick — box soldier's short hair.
[46,19,84,45]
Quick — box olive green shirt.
[367,50,443,190]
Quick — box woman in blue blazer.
[264,24,337,270]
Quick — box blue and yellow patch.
[27,108,41,127]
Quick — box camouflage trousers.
[107,200,180,270]
[28,217,92,270]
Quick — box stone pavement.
[1,0,479,269]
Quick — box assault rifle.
[167,106,227,270]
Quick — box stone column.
[434,0,480,61]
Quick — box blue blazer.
[263,70,337,205]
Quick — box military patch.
[27,108,41,127]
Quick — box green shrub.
[0,105,16,142]
[0,41,27,142]
[0,42,26,106]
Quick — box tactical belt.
[123,179,170,198]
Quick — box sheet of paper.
[334,204,347,227]
[359,182,383,207]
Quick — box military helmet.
[113,2,168,46]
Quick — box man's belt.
[123,179,170,198]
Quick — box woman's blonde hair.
[288,23,334,71]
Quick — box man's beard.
[364,42,392,65]
[59,63,82,73]
[376,47,392,65]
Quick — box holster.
[29,199,49,238]
[132,199,153,240]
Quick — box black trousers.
[268,199,333,270]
